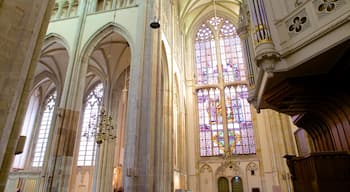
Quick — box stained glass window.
[77,83,104,166]
[225,85,255,154]
[32,91,56,167]
[198,88,224,156]
[219,20,246,83]
[196,16,255,157]
[195,24,218,85]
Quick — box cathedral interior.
[0,0,349,192]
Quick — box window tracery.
[77,83,104,166]
[32,91,57,167]
[196,16,256,157]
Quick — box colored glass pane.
[195,24,218,85]
[198,88,224,156]
[219,19,246,83]
[196,16,255,157]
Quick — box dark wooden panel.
[285,152,350,192]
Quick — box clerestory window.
[195,16,256,157]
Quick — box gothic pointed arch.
[80,23,133,99]
[215,162,241,177]
[181,1,241,36]
[72,22,133,192]
[200,163,213,173]
[11,32,69,173]
[35,33,70,95]
[80,22,133,69]
[43,33,71,53]
[199,163,214,192]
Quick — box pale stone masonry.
[3,0,348,192]
[0,0,55,191]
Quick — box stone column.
[66,0,74,17]
[92,0,97,12]
[155,57,173,192]
[164,86,174,192]
[255,110,296,192]
[183,31,199,190]
[123,0,166,191]
[114,87,128,190]
[44,0,90,191]
[95,108,116,192]
[112,0,117,9]
[94,83,125,192]
[55,0,64,19]
[0,0,55,190]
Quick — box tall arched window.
[32,91,57,167]
[77,83,104,166]
[12,91,40,169]
[196,16,255,157]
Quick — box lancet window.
[32,91,57,167]
[77,83,104,166]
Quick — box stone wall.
[0,0,55,190]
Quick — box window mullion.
[197,16,256,157]
[214,31,230,155]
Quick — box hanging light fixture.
[150,16,160,29]
[150,0,160,29]
[82,106,116,145]
[95,107,116,144]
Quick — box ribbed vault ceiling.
[87,32,130,90]
[177,0,242,34]
[37,41,69,89]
